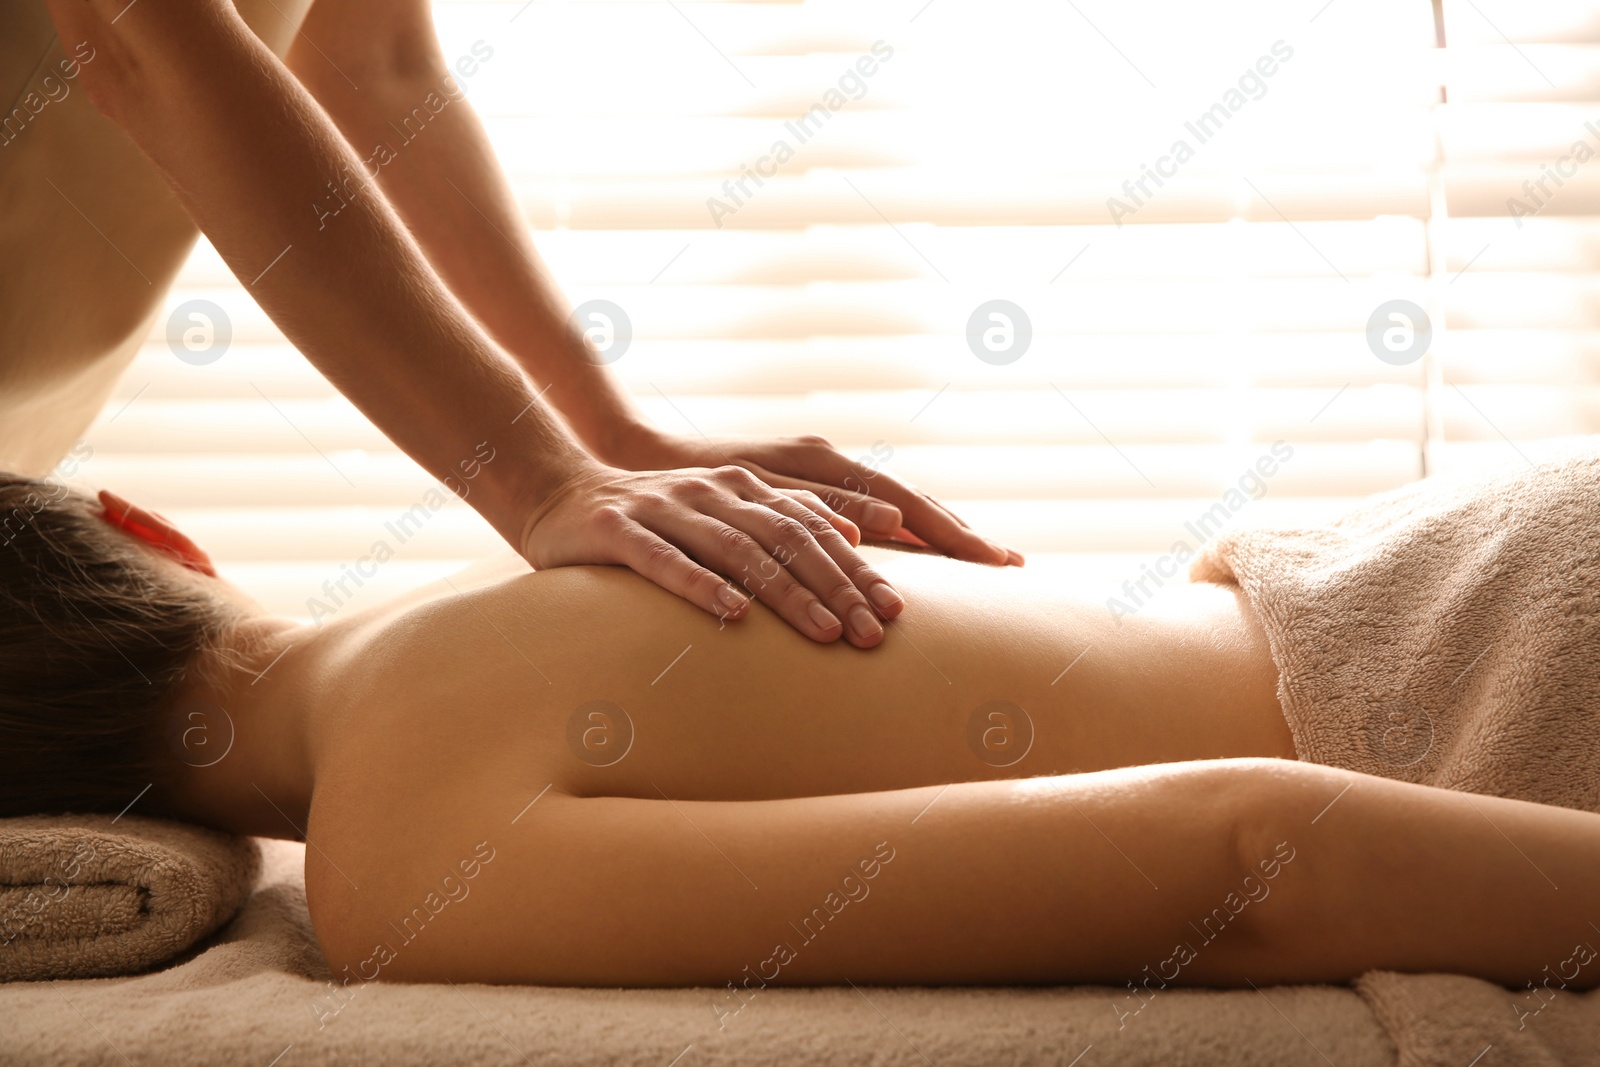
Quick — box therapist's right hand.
[517,463,906,648]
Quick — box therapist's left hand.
[609,430,1024,567]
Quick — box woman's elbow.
[1213,759,1383,984]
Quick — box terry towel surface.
[1354,969,1600,1067]
[0,813,259,981]
[0,840,1399,1067]
[1192,441,1600,814]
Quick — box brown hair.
[0,474,240,816]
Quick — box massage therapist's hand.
[519,462,905,647]
[607,430,1024,567]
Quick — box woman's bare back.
[308,548,1290,812]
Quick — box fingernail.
[986,540,1010,563]
[867,583,903,614]
[717,585,749,614]
[862,501,900,534]
[808,601,842,632]
[848,605,882,641]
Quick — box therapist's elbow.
[291,20,453,103]
[38,15,140,124]
[69,43,143,126]
[44,0,226,126]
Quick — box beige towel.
[1191,440,1600,813]
[1354,970,1600,1067]
[0,813,259,981]
[1194,440,1600,1063]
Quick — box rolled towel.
[0,813,260,981]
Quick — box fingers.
[737,447,906,540]
[541,464,918,647]
[824,464,1020,566]
[676,467,902,647]
[916,489,1026,566]
[739,491,905,643]
[775,486,863,546]
[605,512,753,622]
[765,476,902,542]
[642,509,854,644]
[748,442,1021,566]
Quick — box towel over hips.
[1191,439,1600,814]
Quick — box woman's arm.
[1241,760,1600,990]
[43,0,908,647]
[308,758,1600,991]
[309,759,1280,988]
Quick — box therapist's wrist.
[496,340,653,471]
[472,430,600,558]
[586,418,670,469]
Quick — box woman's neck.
[156,613,339,839]
[152,559,527,838]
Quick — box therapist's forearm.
[62,2,593,546]
[291,45,652,466]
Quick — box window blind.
[85,0,1600,619]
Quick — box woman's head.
[0,475,241,817]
